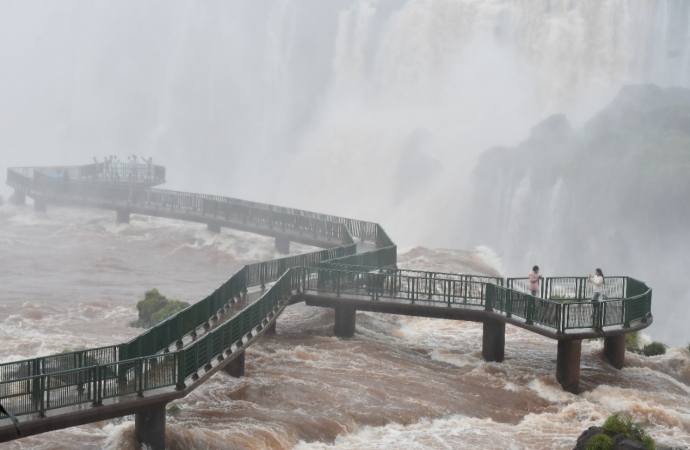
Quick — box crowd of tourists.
[92,155,154,180]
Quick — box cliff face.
[468,85,690,345]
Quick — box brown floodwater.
[0,204,688,449]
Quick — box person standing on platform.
[588,268,605,326]
[529,265,542,297]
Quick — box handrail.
[7,164,165,185]
[319,263,504,286]
[1,167,382,420]
[7,168,377,242]
[306,268,652,331]
[507,276,631,300]
[8,172,367,246]
[0,166,653,423]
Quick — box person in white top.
[588,268,605,326]
[588,269,604,299]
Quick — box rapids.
[0,205,688,449]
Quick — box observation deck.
[0,165,653,449]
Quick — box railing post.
[623,298,630,328]
[411,278,416,304]
[484,284,493,312]
[541,278,545,299]
[446,280,451,308]
[503,291,513,317]
[77,352,84,392]
[176,350,186,390]
[588,300,598,331]
[621,297,628,327]
[93,366,102,406]
[31,357,42,401]
[526,296,534,325]
[137,359,144,397]
[557,304,564,334]
[301,267,307,293]
[39,375,46,417]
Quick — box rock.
[132,288,189,328]
[616,438,648,450]
[529,113,571,141]
[573,426,603,450]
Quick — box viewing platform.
[1,164,653,449]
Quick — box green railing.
[319,263,503,286]
[0,267,299,419]
[6,164,165,185]
[506,276,628,300]
[321,224,397,270]
[1,167,388,421]
[1,166,652,425]
[305,268,652,332]
[8,169,363,246]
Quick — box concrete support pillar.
[482,317,505,362]
[134,402,166,450]
[265,320,276,335]
[116,209,130,224]
[604,334,626,370]
[334,306,356,338]
[10,191,26,205]
[207,222,221,233]
[556,339,582,394]
[275,235,290,255]
[224,351,245,378]
[34,199,47,213]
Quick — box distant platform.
[7,162,166,189]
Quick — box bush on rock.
[131,288,189,328]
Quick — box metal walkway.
[0,164,653,448]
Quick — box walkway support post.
[265,320,276,335]
[224,351,245,378]
[116,209,130,224]
[556,339,581,394]
[482,317,505,362]
[275,235,290,255]
[134,402,167,450]
[334,305,356,338]
[604,334,626,369]
[34,199,47,213]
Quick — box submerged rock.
[574,426,603,449]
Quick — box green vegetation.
[602,414,629,434]
[642,435,655,450]
[601,413,655,450]
[625,332,641,352]
[641,341,666,357]
[586,434,614,450]
[130,288,189,328]
[166,403,181,415]
[624,333,667,357]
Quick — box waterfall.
[0,0,688,244]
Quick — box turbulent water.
[1,205,689,449]
[2,5,690,446]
